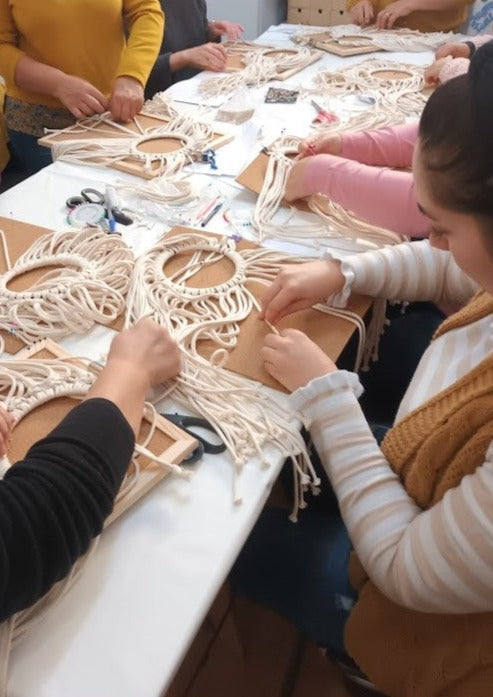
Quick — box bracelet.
[464,40,476,58]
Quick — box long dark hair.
[418,41,493,227]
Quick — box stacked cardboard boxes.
[287,0,351,26]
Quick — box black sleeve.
[0,398,134,622]
[145,51,174,99]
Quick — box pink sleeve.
[472,34,493,47]
[302,153,430,238]
[439,56,470,83]
[340,121,419,169]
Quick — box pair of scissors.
[311,100,339,126]
[161,412,227,464]
[66,187,105,209]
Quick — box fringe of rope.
[0,228,133,349]
[124,231,368,512]
[294,24,456,53]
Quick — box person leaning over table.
[232,43,493,697]
[0,0,164,175]
[0,319,181,622]
[348,0,473,31]
[145,0,243,99]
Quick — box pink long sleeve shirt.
[302,122,430,238]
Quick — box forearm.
[13,54,66,99]
[341,122,418,168]
[303,154,429,238]
[0,398,134,621]
[85,360,149,438]
[291,376,493,612]
[330,240,478,307]
[120,0,165,86]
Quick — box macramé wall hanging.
[125,228,373,510]
[294,24,457,56]
[198,45,323,99]
[0,223,133,354]
[0,339,196,697]
[38,109,233,180]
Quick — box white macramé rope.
[251,137,405,249]
[48,113,215,177]
[125,231,363,510]
[0,228,133,347]
[294,24,457,53]
[199,46,318,98]
[310,58,427,118]
[0,355,189,695]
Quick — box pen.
[200,200,224,228]
[194,195,223,226]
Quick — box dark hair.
[418,41,493,226]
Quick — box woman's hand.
[209,20,244,40]
[109,76,144,122]
[424,57,449,86]
[0,407,14,457]
[285,158,314,202]
[298,133,342,160]
[259,260,345,325]
[376,0,415,28]
[107,319,181,389]
[435,41,471,60]
[54,74,108,119]
[262,330,336,392]
[180,43,228,71]
[350,0,375,26]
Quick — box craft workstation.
[0,22,438,697]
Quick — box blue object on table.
[201,149,218,170]
[161,412,226,464]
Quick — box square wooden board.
[8,339,197,526]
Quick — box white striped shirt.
[290,240,493,613]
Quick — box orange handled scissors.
[311,100,339,125]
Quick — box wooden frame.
[299,31,380,56]
[9,338,198,526]
[38,110,234,180]
[224,43,324,80]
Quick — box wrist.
[464,40,476,58]
[170,50,189,72]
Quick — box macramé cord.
[294,23,457,53]
[251,136,406,250]
[308,58,427,119]
[0,356,188,696]
[199,46,318,99]
[0,228,133,351]
[47,112,216,177]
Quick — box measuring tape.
[67,202,106,227]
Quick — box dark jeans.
[231,301,445,657]
[8,130,53,176]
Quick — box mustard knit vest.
[345,290,493,697]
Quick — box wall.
[206,0,286,39]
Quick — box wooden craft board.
[0,216,126,353]
[224,45,324,81]
[236,149,311,213]
[38,111,233,180]
[8,339,197,526]
[161,227,371,392]
[300,32,381,57]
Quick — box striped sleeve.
[290,372,493,613]
[328,240,478,309]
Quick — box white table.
[0,26,434,697]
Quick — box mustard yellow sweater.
[346,0,473,32]
[0,0,164,108]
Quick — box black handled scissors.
[161,412,226,464]
[66,187,105,209]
